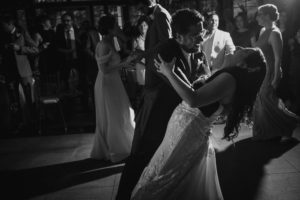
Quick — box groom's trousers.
[115,152,153,200]
[115,126,166,200]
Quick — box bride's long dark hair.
[211,48,266,141]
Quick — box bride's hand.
[155,54,176,77]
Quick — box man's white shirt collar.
[65,27,75,40]
[11,27,16,34]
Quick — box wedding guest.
[231,12,253,47]
[0,15,39,133]
[37,15,56,94]
[252,4,298,142]
[90,15,137,163]
[116,0,173,199]
[131,16,150,109]
[80,21,101,109]
[54,12,81,94]
[202,11,235,74]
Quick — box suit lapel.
[178,50,190,77]
[175,46,192,81]
[211,29,219,53]
[190,53,196,76]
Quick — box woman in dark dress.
[231,13,253,48]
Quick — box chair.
[36,72,68,134]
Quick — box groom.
[116,8,208,200]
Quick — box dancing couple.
[116,8,266,200]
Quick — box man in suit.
[81,26,101,83]
[116,8,208,200]
[80,24,101,109]
[116,1,171,199]
[139,0,172,70]
[202,11,235,74]
[54,12,82,94]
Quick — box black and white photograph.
[0,0,300,199]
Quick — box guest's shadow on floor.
[216,137,299,200]
[0,158,125,199]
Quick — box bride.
[131,47,266,200]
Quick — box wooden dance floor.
[0,124,300,200]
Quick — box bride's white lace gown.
[131,101,223,200]
[90,43,135,163]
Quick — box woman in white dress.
[90,15,136,163]
[131,47,266,200]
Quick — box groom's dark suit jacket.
[131,38,207,155]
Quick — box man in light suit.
[202,11,235,74]
[116,0,172,199]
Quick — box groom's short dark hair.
[171,9,204,36]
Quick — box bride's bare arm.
[155,54,236,107]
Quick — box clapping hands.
[154,54,176,77]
